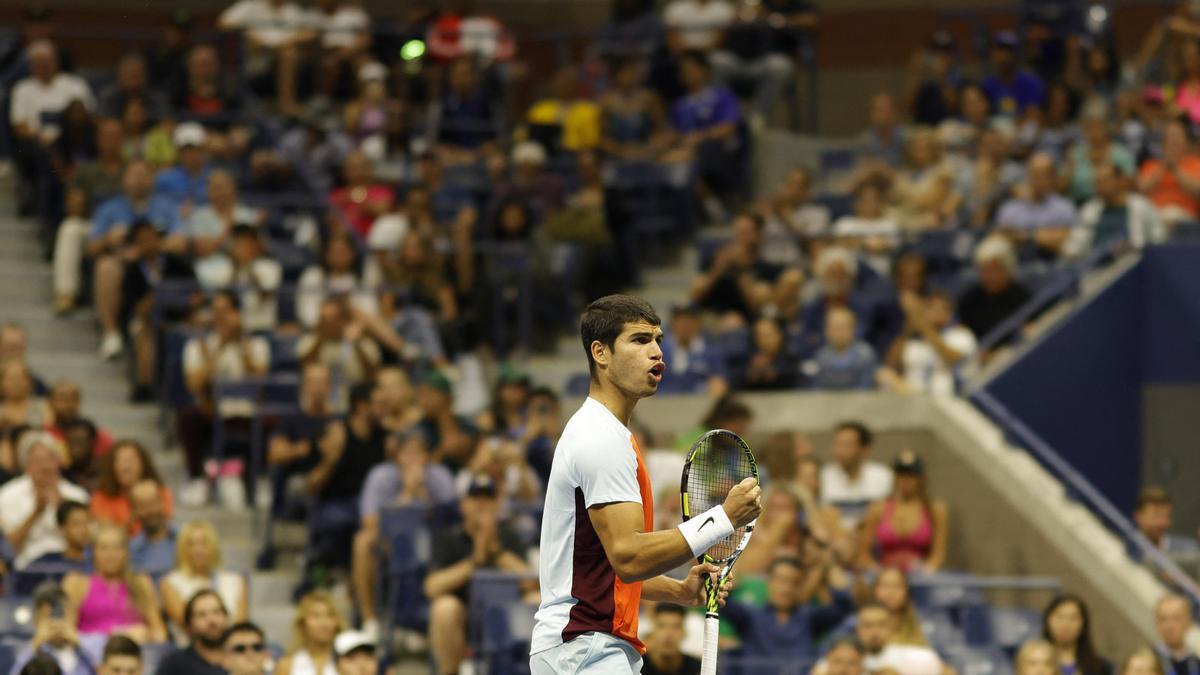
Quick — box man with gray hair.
[1154,594,1200,675]
[0,432,88,569]
[956,235,1032,343]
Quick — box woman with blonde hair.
[160,520,248,633]
[275,590,346,675]
[1016,639,1060,675]
[871,567,928,647]
[1118,646,1163,675]
[62,523,167,643]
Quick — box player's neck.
[589,382,637,427]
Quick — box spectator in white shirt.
[0,432,89,570]
[819,421,893,529]
[205,225,283,333]
[219,0,315,116]
[309,0,371,99]
[879,289,976,395]
[9,39,94,213]
[833,182,900,276]
[663,0,734,52]
[1066,162,1165,260]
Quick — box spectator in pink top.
[329,150,394,239]
[857,451,948,573]
[62,523,167,643]
[1176,40,1200,125]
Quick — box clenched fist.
[722,477,762,528]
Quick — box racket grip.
[700,615,720,675]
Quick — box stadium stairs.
[0,175,310,647]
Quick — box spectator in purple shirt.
[995,153,1078,260]
[982,30,1045,119]
[351,426,455,637]
[669,50,744,219]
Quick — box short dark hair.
[102,635,142,663]
[18,654,61,675]
[349,382,376,412]
[222,621,265,645]
[528,386,559,403]
[55,500,87,527]
[702,395,752,430]
[835,420,872,447]
[679,49,710,72]
[768,556,803,575]
[1136,486,1172,511]
[212,289,241,312]
[62,418,97,443]
[32,582,67,613]
[184,589,228,626]
[652,603,687,618]
[127,218,159,241]
[579,294,661,378]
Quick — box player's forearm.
[641,575,688,603]
[607,529,695,583]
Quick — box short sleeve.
[572,434,641,508]
[359,464,398,519]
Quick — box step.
[0,233,44,258]
[249,571,301,607]
[253,606,297,647]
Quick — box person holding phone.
[10,582,97,675]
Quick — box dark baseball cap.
[465,474,497,498]
[893,450,925,475]
[422,370,452,394]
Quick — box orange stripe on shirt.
[611,434,655,654]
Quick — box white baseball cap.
[173,122,207,148]
[334,630,376,658]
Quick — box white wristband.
[678,505,735,558]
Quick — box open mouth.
[648,362,665,383]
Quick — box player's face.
[606,321,665,398]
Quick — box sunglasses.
[228,643,266,654]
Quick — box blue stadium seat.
[267,334,300,374]
[987,606,1042,653]
[941,644,1013,675]
[920,608,966,651]
[480,602,537,675]
[0,639,18,675]
[0,597,35,638]
[379,506,432,632]
[140,642,173,674]
[1171,220,1200,241]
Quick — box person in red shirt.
[90,440,175,534]
[44,379,115,459]
[328,150,394,239]
[1138,118,1200,225]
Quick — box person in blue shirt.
[721,555,854,659]
[128,479,177,579]
[153,122,213,213]
[26,501,92,580]
[809,306,879,390]
[981,31,1045,118]
[671,49,744,216]
[87,160,183,361]
[660,304,729,395]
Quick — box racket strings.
[687,431,754,563]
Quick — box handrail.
[970,387,1200,605]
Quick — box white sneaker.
[217,475,247,510]
[98,332,123,361]
[180,478,210,507]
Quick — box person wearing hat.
[334,630,377,675]
[414,371,479,475]
[856,451,948,574]
[426,473,530,675]
[154,122,213,215]
[982,30,1046,118]
[351,425,455,637]
[118,218,195,401]
[0,433,89,570]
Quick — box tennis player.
[530,295,762,674]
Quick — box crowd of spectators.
[0,0,1199,674]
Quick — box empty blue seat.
[987,606,1042,652]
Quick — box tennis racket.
[680,429,758,675]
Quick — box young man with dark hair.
[128,479,176,576]
[819,420,892,528]
[12,582,93,675]
[221,622,268,675]
[1134,486,1199,557]
[154,590,229,675]
[642,604,700,675]
[27,501,91,574]
[530,294,760,675]
[98,635,143,675]
[718,555,852,659]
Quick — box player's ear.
[590,339,610,371]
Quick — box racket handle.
[700,614,720,675]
